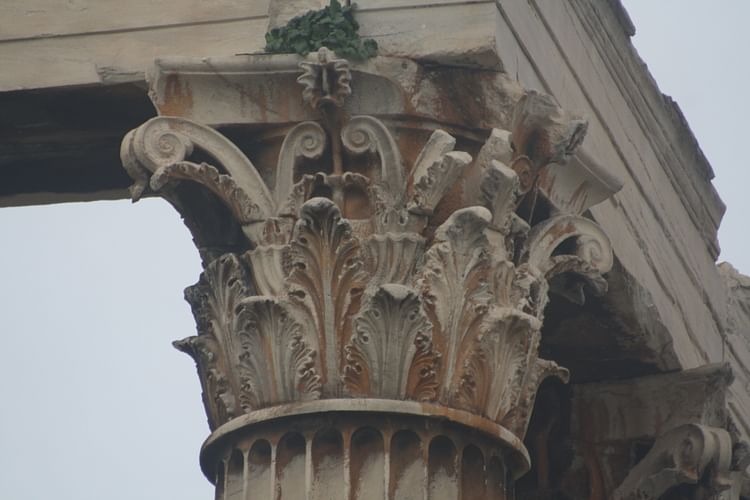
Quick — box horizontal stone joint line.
[0,14,267,44]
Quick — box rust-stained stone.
[159,73,194,118]
[205,406,517,500]
[120,49,621,498]
[0,1,743,498]
[116,46,750,500]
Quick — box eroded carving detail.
[363,233,425,287]
[343,284,437,400]
[456,309,541,422]
[511,90,588,173]
[121,53,616,440]
[236,297,321,410]
[286,198,368,392]
[409,130,470,216]
[297,47,352,110]
[419,207,494,402]
[178,255,252,427]
[151,161,263,224]
[244,245,287,297]
[121,116,273,213]
[613,424,733,500]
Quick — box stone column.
[120,48,617,499]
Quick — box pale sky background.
[1,2,749,499]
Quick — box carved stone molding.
[573,363,734,444]
[612,424,733,500]
[505,361,750,500]
[121,48,620,497]
[202,401,526,500]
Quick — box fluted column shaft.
[205,405,521,500]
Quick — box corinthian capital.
[121,49,620,498]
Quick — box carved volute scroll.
[612,424,734,500]
[121,116,273,213]
[121,48,620,496]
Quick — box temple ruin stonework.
[3,1,750,499]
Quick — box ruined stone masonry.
[4,0,750,498]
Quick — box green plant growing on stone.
[265,0,378,60]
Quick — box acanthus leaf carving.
[281,174,325,220]
[409,150,472,217]
[480,160,521,234]
[508,263,548,318]
[181,254,256,428]
[243,245,289,299]
[419,207,494,401]
[463,129,518,231]
[235,297,322,411]
[343,284,437,401]
[173,334,234,430]
[454,308,541,422]
[363,233,425,288]
[490,259,517,308]
[408,129,465,216]
[150,161,264,224]
[407,329,441,402]
[411,129,456,181]
[286,197,367,393]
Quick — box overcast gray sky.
[2,2,749,499]
[623,0,750,274]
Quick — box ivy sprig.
[265,0,378,60]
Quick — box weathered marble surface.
[119,48,618,498]
[1,4,726,399]
[2,0,745,498]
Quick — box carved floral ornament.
[120,49,615,440]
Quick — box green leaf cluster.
[265,0,378,60]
